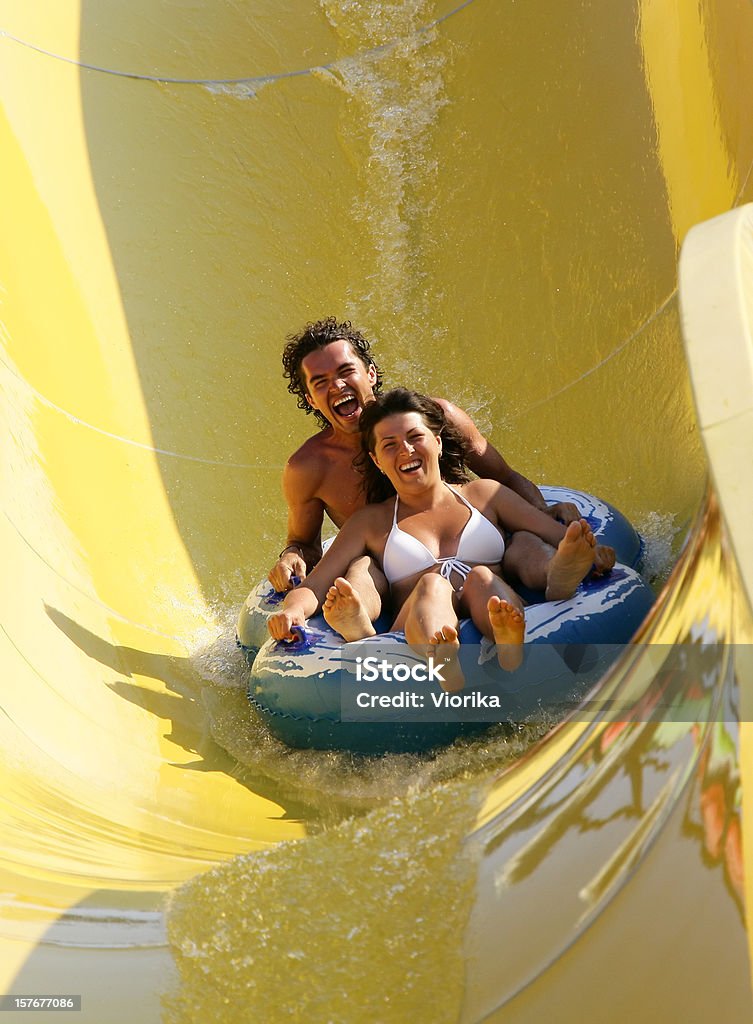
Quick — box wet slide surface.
[1,1,753,1021]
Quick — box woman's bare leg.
[323,555,388,641]
[394,574,464,692]
[487,598,526,672]
[323,577,376,641]
[460,566,525,671]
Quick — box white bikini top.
[382,484,506,587]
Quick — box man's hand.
[267,608,305,642]
[544,501,582,525]
[268,551,307,593]
[593,544,616,576]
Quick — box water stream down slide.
[2,2,753,1021]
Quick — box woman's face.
[369,411,441,491]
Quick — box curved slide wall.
[1,1,753,1021]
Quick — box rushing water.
[320,0,447,326]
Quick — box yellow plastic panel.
[680,204,753,607]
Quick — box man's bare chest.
[316,463,365,528]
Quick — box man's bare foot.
[428,625,465,693]
[593,543,615,576]
[545,518,596,601]
[488,596,525,672]
[323,577,376,641]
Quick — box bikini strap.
[444,483,475,512]
[438,558,472,583]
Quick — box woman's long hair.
[356,388,470,503]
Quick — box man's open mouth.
[331,394,359,419]
[399,459,422,474]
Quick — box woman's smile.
[372,412,441,486]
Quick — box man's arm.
[267,456,326,592]
[435,398,581,524]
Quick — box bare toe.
[427,625,463,692]
[488,598,525,645]
[487,598,525,672]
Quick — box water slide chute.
[2,1,753,1020]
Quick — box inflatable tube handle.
[278,624,312,649]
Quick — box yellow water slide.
[1,1,752,1021]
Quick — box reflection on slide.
[1,1,752,1021]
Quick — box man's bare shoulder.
[286,430,332,467]
[283,433,331,494]
[430,396,479,434]
[431,396,488,460]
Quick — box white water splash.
[637,509,684,585]
[320,0,450,346]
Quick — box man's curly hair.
[282,317,384,429]
[356,388,471,503]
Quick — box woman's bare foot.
[545,518,596,601]
[428,625,465,693]
[488,596,525,672]
[323,577,376,641]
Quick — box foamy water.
[637,509,685,586]
[319,0,451,355]
[164,772,486,1024]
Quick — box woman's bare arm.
[467,479,568,546]
[267,508,382,639]
[466,479,615,572]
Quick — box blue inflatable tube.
[238,488,654,754]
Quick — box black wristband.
[278,544,304,561]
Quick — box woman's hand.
[267,609,305,642]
